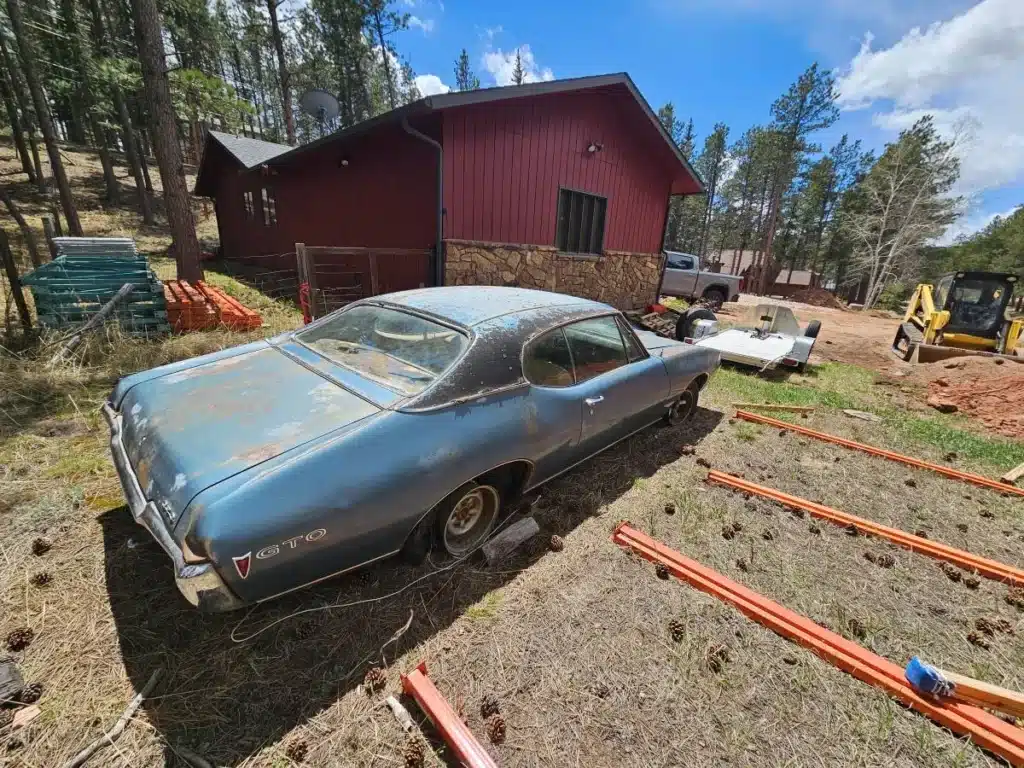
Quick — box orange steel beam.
[611,523,1024,766]
[706,471,1024,587]
[400,662,498,768]
[735,410,1024,498]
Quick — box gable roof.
[195,74,705,197]
[194,131,291,196]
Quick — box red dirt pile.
[788,287,846,310]
[926,370,1024,439]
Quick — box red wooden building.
[194,73,704,310]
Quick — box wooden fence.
[295,244,431,319]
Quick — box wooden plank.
[938,667,1024,719]
[304,246,426,258]
[731,402,816,413]
[1001,461,1024,486]
[0,229,32,330]
[42,216,57,260]
[297,242,319,320]
[368,252,379,296]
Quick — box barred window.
[243,190,254,219]
[555,188,606,255]
[262,187,277,226]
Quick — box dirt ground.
[2,141,1024,768]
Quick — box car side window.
[616,316,646,362]
[523,328,575,387]
[667,253,694,270]
[564,316,627,383]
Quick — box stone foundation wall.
[444,240,663,310]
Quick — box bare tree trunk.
[267,0,295,145]
[138,128,154,192]
[130,0,202,281]
[1,189,42,267]
[0,230,31,331]
[5,0,83,235]
[373,10,396,110]
[0,31,43,190]
[0,67,34,181]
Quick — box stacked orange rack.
[163,280,262,332]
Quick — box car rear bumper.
[102,402,244,612]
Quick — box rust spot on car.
[237,444,283,464]
[136,458,151,492]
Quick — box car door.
[563,315,670,459]
[662,252,698,298]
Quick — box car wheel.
[436,481,500,558]
[675,307,717,341]
[701,288,726,311]
[804,320,822,339]
[664,381,700,426]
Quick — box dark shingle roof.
[208,131,291,168]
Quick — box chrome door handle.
[585,396,604,406]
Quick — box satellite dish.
[299,89,340,123]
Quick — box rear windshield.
[297,305,468,395]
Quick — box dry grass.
[2,138,1023,767]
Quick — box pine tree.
[5,0,82,234]
[511,48,525,85]
[131,0,202,281]
[0,57,34,181]
[268,0,295,144]
[454,48,479,91]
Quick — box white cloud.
[835,0,1024,197]
[937,204,1021,245]
[414,74,450,97]
[481,45,554,87]
[481,25,502,42]
[408,15,434,34]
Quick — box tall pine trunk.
[267,0,294,144]
[6,0,82,235]
[0,65,35,181]
[0,31,44,191]
[373,10,396,110]
[131,0,202,281]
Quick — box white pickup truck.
[660,251,743,309]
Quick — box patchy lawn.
[2,138,1023,767]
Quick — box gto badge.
[232,528,327,579]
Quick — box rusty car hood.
[117,345,380,524]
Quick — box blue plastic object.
[906,656,955,697]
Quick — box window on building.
[243,191,254,219]
[563,316,627,383]
[262,187,277,226]
[555,188,606,255]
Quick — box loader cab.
[938,272,1017,339]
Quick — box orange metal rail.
[612,523,1024,766]
[400,662,498,768]
[735,410,1024,498]
[707,470,1024,586]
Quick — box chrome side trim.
[255,548,401,604]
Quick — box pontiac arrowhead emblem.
[232,552,252,579]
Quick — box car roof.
[381,286,613,327]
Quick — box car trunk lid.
[119,345,380,524]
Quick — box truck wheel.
[435,481,500,558]
[804,320,821,339]
[675,307,716,341]
[664,381,700,426]
[701,287,727,311]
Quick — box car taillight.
[684,337,695,344]
[782,357,800,367]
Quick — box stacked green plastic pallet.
[21,238,170,335]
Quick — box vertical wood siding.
[443,88,673,254]
[213,122,436,291]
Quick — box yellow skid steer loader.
[892,271,1023,363]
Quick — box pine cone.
[967,631,991,650]
[480,693,500,719]
[548,535,564,553]
[761,529,773,541]
[5,627,34,652]
[30,572,52,587]
[704,644,730,673]
[663,502,676,516]
[485,713,506,744]
[668,618,684,642]
[808,523,821,536]
[721,525,735,540]
[285,740,308,763]
[18,682,43,704]
[655,563,670,580]
[964,575,981,590]
[401,736,426,768]
[31,538,51,556]
[875,553,896,569]
[941,563,962,582]
[975,618,996,637]
[363,666,387,693]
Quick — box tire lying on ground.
[676,307,717,341]
[804,319,822,338]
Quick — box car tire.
[804,320,822,339]
[701,288,727,311]
[435,480,500,558]
[675,307,717,341]
[664,381,701,426]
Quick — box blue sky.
[393,0,1024,243]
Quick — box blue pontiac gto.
[104,286,720,611]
